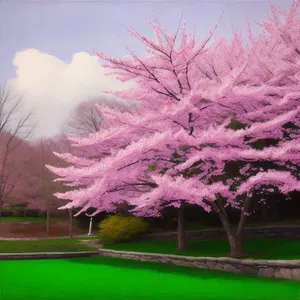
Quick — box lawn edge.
[0,251,99,260]
[99,248,300,281]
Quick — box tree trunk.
[69,208,73,238]
[0,198,3,224]
[211,200,245,258]
[46,208,50,235]
[228,233,243,258]
[177,203,186,251]
[260,201,268,222]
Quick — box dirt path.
[0,221,87,238]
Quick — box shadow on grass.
[63,256,295,285]
[104,239,300,260]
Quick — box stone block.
[258,267,274,278]
[214,263,224,271]
[254,260,267,265]
[161,259,171,264]
[206,261,217,269]
[216,257,237,263]
[274,268,282,278]
[223,264,241,273]
[279,268,292,280]
[171,260,193,267]
[286,261,300,267]
[192,261,206,268]
[241,266,257,275]
[292,268,300,280]
[275,260,290,267]
[240,259,257,266]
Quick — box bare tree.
[50,134,75,238]
[62,96,132,137]
[26,135,73,235]
[0,84,36,223]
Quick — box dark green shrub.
[25,209,42,218]
[12,210,21,217]
[98,214,149,243]
[1,208,15,217]
[10,204,27,217]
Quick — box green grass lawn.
[185,219,300,231]
[2,236,300,260]
[0,238,99,253]
[105,239,300,260]
[1,256,299,300]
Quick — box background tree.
[26,134,76,235]
[62,96,133,138]
[0,84,35,222]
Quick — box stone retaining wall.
[142,225,300,241]
[99,249,300,281]
[0,251,99,260]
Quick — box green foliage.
[249,138,280,150]
[172,151,181,159]
[179,145,189,152]
[9,204,27,217]
[2,204,44,218]
[159,167,168,175]
[225,119,248,130]
[98,214,149,243]
[1,208,15,217]
[25,209,43,218]
[147,163,158,172]
[282,122,300,129]
[12,210,22,217]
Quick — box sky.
[0,0,297,140]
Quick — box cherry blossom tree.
[47,1,300,256]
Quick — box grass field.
[0,237,99,253]
[185,219,300,231]
[1,256,299,300]
[105,239,300,260]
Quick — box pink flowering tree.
[47,14,229,249]
[170,1,300,254]
[47,1,300,256]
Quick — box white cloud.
[7,49,133,140]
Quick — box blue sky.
[0,0,296,139]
